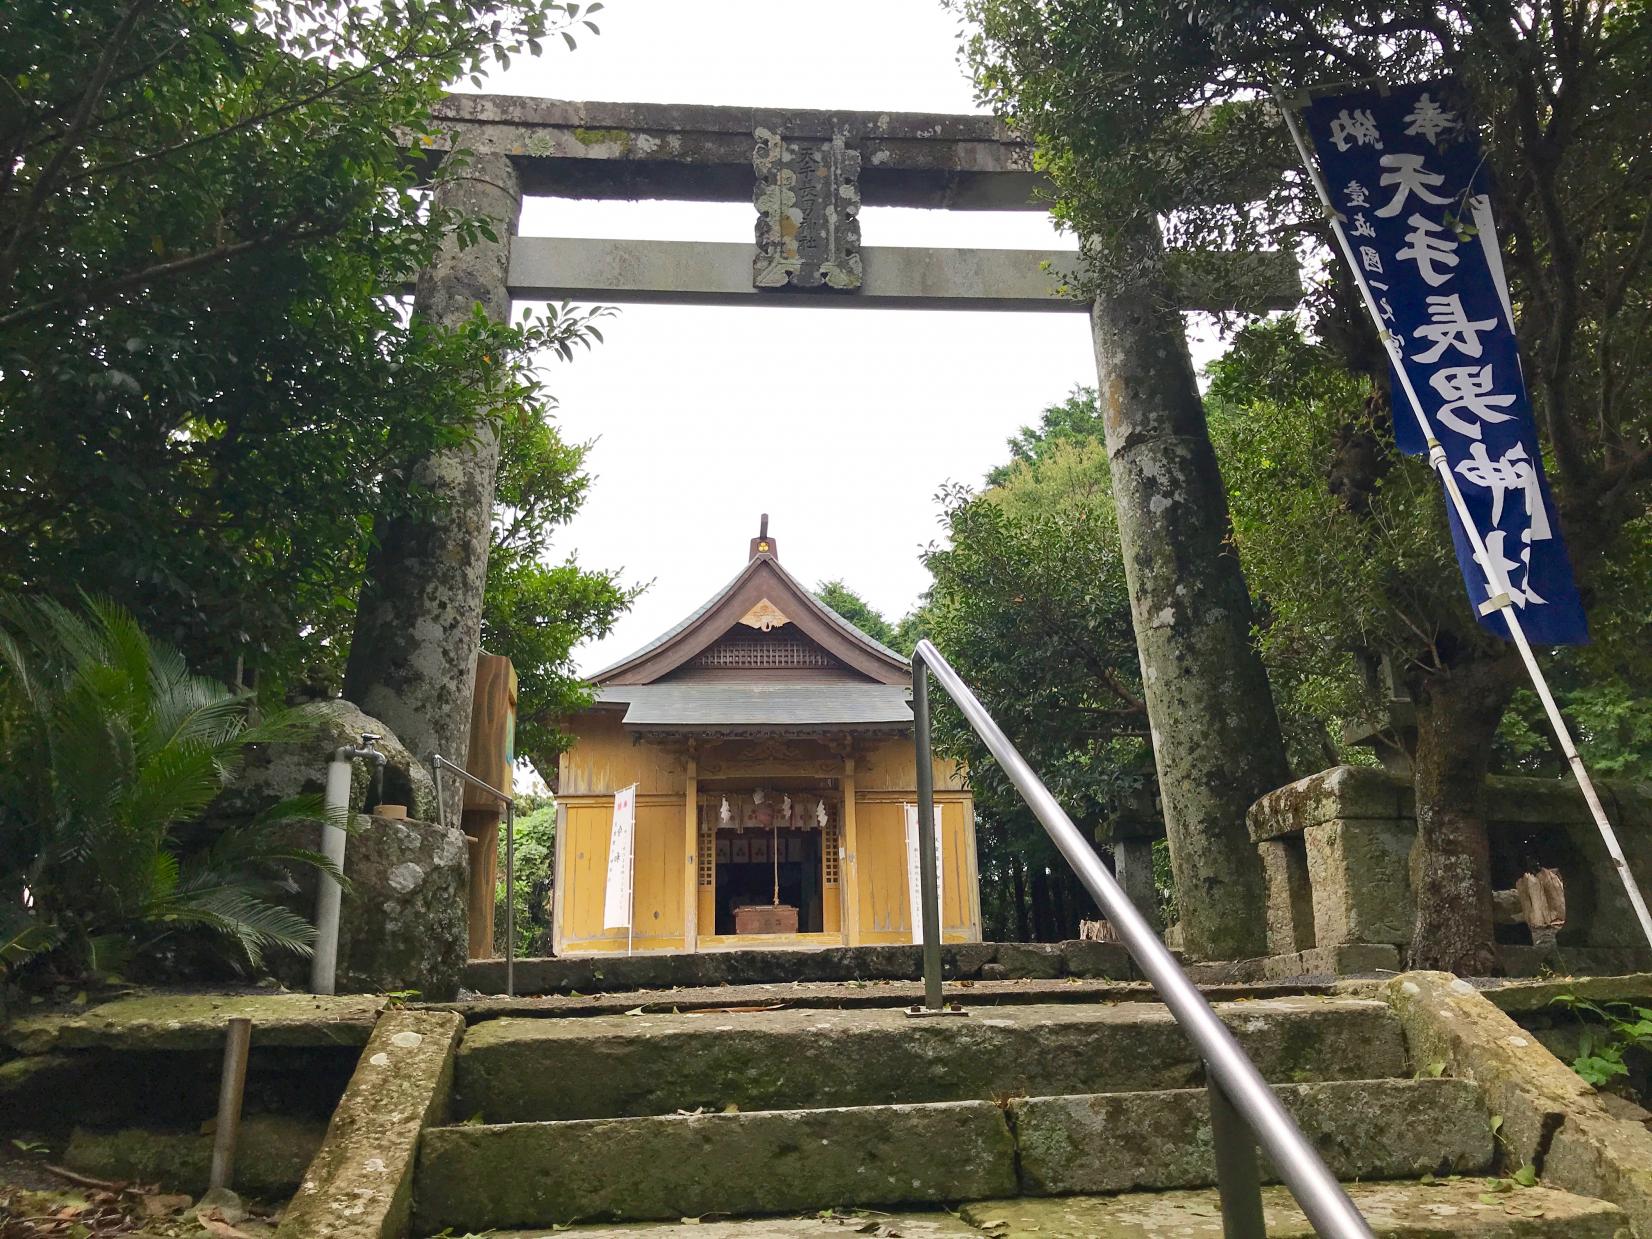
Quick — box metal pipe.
[310,758,352,996]
[912,661,944,1011]
[1209,1072,1267,1239]
[432,754,516,998]
[208,1018,252,1191]
[504,794,515,998]
[912,640,1372,1239]
[311,736,384,996]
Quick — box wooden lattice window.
[823,803,840,885]
[690,630,835,671]
[698,803,715,886]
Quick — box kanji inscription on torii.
[752,126,862,290]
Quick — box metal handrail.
[432,754,516,998]
[910,640,1374,1239]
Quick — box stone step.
[462,1178,1626,1236]
[413,1078,1491,1233]
[956,1180,1627,1237]
[453,996,1405,1122]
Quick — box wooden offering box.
[733,904,799,935]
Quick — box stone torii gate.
[344,95,1295,960]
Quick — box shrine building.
[552,520,982,955]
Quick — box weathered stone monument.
[348,95,1303,958]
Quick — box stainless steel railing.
[909,639,1374,1239]
[432,754,516,998]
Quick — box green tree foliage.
[487,402,636,775]
[0,596,339,984]
[814,580,900,649]
[494,796,556,957]
[961,0,1652,970]
[923,393,1152,940]
[0,0,625,738]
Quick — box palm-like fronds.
[0,593,329,979]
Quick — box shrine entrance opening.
[703,786,838,940]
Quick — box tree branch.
[0,220,342,329]
[0,0,157,287]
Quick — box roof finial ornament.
[750,513,777,560]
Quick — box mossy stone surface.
[488,1217,981,1237]
[276,1008,463,1239]
[1011,1078,1492,1194]
[63,1114,324,1197]
[454,996,1404,1123]
[3,992,384,1054]
[414,1101,1017,1232]
[960,1180,1625,1237]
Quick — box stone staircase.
[408,994,1627,1236]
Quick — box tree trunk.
[344,154,521,821]
[1406,655,1518,974]
[1089,222,1288,960]
[1030,865,1053,941]
[1012,858,1030,941]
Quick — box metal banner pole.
[1274,89,1652,954]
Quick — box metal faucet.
[333,731,387,769]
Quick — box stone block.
[1544,1110,1652,1239]
[64,1115,323,1198]
[2,992,383,1055]
[1060,940,1134,979]
[453,998,1405,1124]
[960,1180,1626,1237]
[274,813,469,1001]
[1247,765,1408,843]
[1258,837,1315,956]
[61,1123,318,1196]
[995,941,1066,978]
[943,943,998,979]
[277,1008,464,1239]
[1011,1078,1490,1195]
[414,1101,1018,1231]
[1383,971,1600,1172]
[1305,817,1413,947]
[1258,943,1402,980]
[1112,837,1163,934]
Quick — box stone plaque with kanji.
[752,126,862,291]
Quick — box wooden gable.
[594,521,909,688]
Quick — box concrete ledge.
[276,1008,464,1239]
[2,992,384,1055]
[1487,972,1652,1015]
[1011,1078,1492,1195]
[463,941,1140,995]
[1384,970,1652,1238]
[453,998,1404,1123]
[414,1101,1017,1231]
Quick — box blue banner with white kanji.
[1305,80,1587,645]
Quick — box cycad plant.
[0,595,339,982]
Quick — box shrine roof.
[595,683,912,732]
[588,520,910,687]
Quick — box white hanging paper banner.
[903,803,945,946]
[603,784,638,930]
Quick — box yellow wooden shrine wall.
[552,721,979,955]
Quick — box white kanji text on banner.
[603,784,637,931]
[904,803,944,946]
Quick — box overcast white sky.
[477,1,1220,674]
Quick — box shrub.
[0,596,339,983]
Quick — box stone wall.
[1248,765,1652,973]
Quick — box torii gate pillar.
[1089,227,1286,960]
